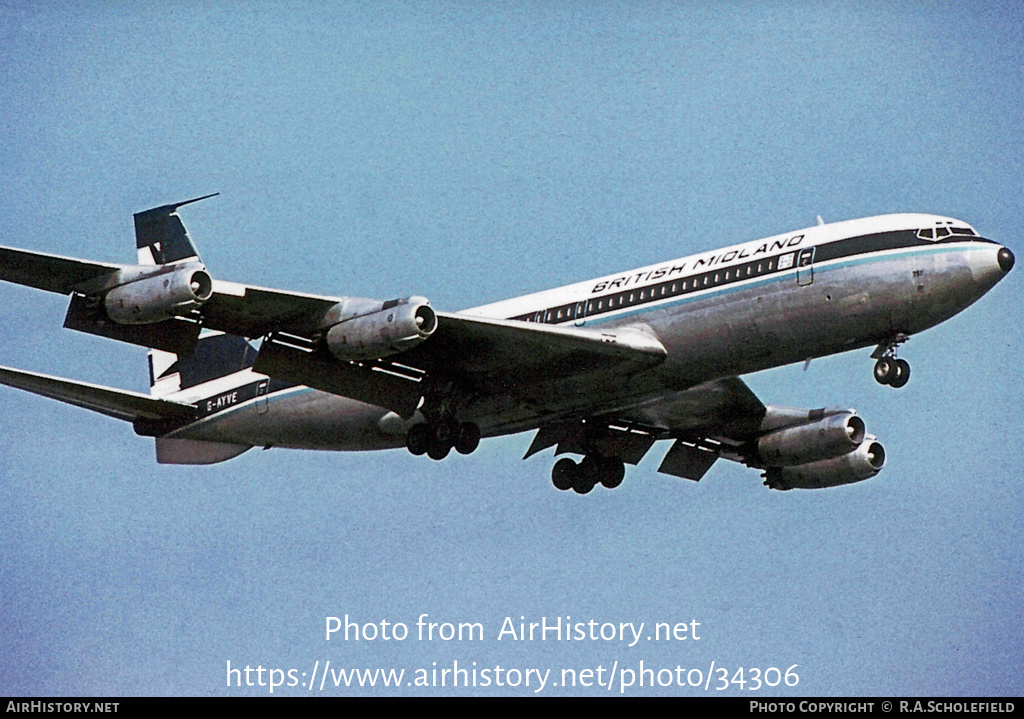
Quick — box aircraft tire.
[427,440,452,461]
[599,457,626,489]
[552,458,577,491]
[889,359,911,388]
[406,424,430,456]
[454,422,481,455]
[573,456,600,494]
[873,358,895,385]
[434,419,458,445]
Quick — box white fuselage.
[168,214,1010,451]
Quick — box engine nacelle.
[763,436,886,490]
[325,296,437,361]
[757,411,865,466]
[104,266,213,325]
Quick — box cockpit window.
[918,225,977,240]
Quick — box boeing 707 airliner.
[0,195,1013,493]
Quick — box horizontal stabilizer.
[0,364,196,425]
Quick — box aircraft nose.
[998,247,1015,272]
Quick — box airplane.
[0,194,1013,493]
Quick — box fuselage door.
[796,247,815,286]
[256,379,269,414]
[573,300,588,327]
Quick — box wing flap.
[658,438,720,480]
[252,335,423,417]
[425,312,668,377]
[0,364,196,424]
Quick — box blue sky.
[0,1,1021,696]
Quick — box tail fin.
[134,192,218,265]
[148,330,257,464]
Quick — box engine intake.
[325,296,437,361]
[104,266,213,324]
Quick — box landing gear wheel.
[889,359,911,388]
[874,357,895,385]
[551,458,577,491]
[572,471,596,495]
[427,440,452,461]
[454,422,481,455]
[406,424,430,456]
[599,457,625,489]
[434,419,458,445]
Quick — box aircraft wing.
[203,286,667,374]
[201,280,346,339]
[0,246,123,295]
[0,364,196,425]
[523,376,769,479]
[249,307,668,418]
[0,241,670,419]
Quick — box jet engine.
[763,436,886,490]
[104,266,213,324]
[325,296,437,361]
[756,411,865,466]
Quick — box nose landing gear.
[872,334,910,388]
[873,356,910,387]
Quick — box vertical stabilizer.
[134,192,218,265]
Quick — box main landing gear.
[406,420,480,460]
[872,335,910,388]
[551,455,626,494]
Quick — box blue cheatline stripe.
[176,384,316,432]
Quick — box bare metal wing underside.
[524,376,768,479]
